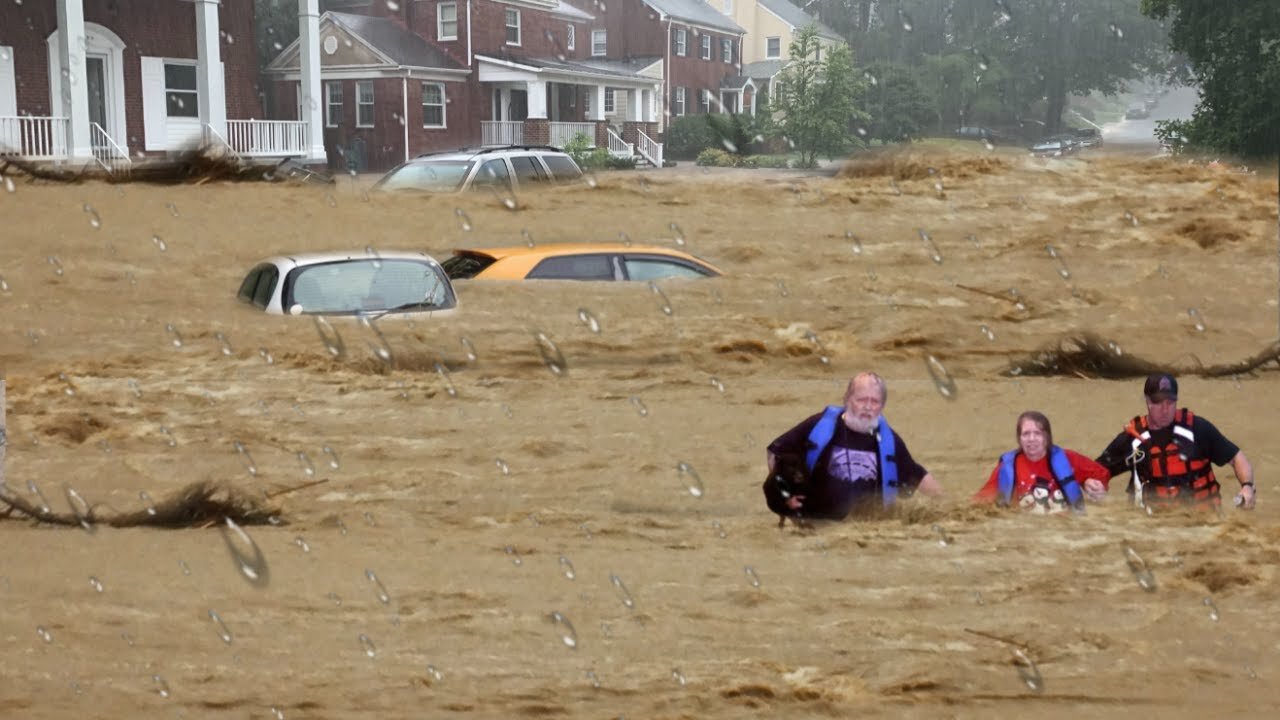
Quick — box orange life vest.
[1125,409,1220,509]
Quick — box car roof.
[256,250,439,267]
[411,145,568,162]
[457,243,700,261]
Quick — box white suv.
[372,145,584,194]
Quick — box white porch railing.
[636,128,663,168]
[605,126,633,159]
[550,121,596,149]
[90,122,131,177]
[0,116,70,159]
[225,119,308,157]
[481,120,523,146]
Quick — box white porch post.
[549,83,559,121]
[499,88,510,120]
[55,0,91,160]
[194,0,227,139]
[298,0,326,162]
[592,85,606,121]
[527,79,547,119]
[626,88,641,122]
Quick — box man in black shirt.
[1095,373,1255,510]
[764,372,942,521]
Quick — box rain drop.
[676,461,704,498]
[1011,648,1043,693]
[358,633,377,658]
[1188,308,1206,332]
[165,323,183,347]
[897,8,914,31]
[577,308,601,333]
[232,440,258,476]
[711,519,727,538]
[1123,544,1157,592]
[671,668,687,686]
[296,451,316,477]
[776,279,790,297]
[585,670,601,688]
[669,221,685,246]
[1046,243,1071,279]
[549,611,578,648]
[3,176,13,193]
[88,576,104,593]
[521,228,535,247]
[153,674,171,698]
[220,516,270,587]
[629,396,649,416]
[559,555,576,580]
[534,331,568,376]
[322,445,341,470]
[459,336,478,362]
[618,231,632,247]
[919,229,943,264]
[36,625,52,643]
[503,545,523,566]
[980,324,996,341]
[294,536,311,553]
[0,275,10,292]
[47,255,64,276]
[924,354,958,400]
[209,609,233,644]
[709,376,726,393]
[83,203,101,228]
[366,569,391,604]
[214,331,233,356]
[610,573,636,609]
[139,490,157,515]
[259,347,275,365]
[931,523,952,547]
[151,235,167,252]
[649,281,674,315]
[1203,596,1220,621]
[64,485,94,532]
[744,566,761,588]
[454,207,472,231]
[846,230,863,255]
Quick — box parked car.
[1073,128,1102,148]
[442,243,723,281]
[1124,105,1149,120]
[1029,139,1074,158]
[953,126,1003,144]
[237,251,457,318]
[371,145,584,194]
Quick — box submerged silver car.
[237,251,457,318]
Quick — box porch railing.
[0,115,70,159]
[605,126,633,159]
[225,119,308,157]
[90,122,132,177]
[549,121,596,149]
[636,128,663,168]
[481,120,523,147]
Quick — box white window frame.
[700,34,711,60]
[675,28,686,57]
[567,24,575,51]
[505,8,521,46]
[592,29,606,57]
[438,2,458,41]
[163,60,199,118]
[766,36,781,59]
[325,80,343,127]
[722,38,732,63]
[698,88,710,114]
[604,88,614,113]
[673,86,685,116]
[356,79,374,128]
[421,82,445,128]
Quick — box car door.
[471,158,513,193]
[619,254,715,280]
[525,253,619,280]
[508,154,549,190]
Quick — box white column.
[591,85,606,121]
[55,0,91,160]
[549,83,559,122]
[194,0,227,139]
[499,88,510,120]
[526,79,547,119]
[626,88,641,122]
[298,0,326,162]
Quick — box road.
[1099,84,1200,147]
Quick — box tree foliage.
[1142,0,1280,157]
[775,26,869,166]
[857,62,935,142]
[256,0,300,71]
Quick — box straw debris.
[0,480,280,528]
[1004,333,1280,379]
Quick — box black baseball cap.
[1143,373,1178,401]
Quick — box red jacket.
[973,448,1110,504]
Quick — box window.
[722,38,732,63]
[325,81,343,127]
[356,80,374,127]
[672,86,685,116]
[163,63,198,118]
[438,2,457,41]
[527,254,615,280]
[624,257,712,280]
[509,155,548,185]
[505,8,520,45]
[766,36,780,58]
[674,28,686,56]
[541,154,583,181]
[421,82,445,128]
[592,29,606,56]
[472,159,512,191]
[700,34,711,60]
[237,264,279,309]
[698,88,710,114]
[604,88,614,113]
[567,24,575,51]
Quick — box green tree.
[256,0,300,71]
[775,26,869,167]
[858,62,935,142]
[1142,0,1280,157]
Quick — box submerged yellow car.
[441,243,723,281]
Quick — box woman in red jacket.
[974,411,1110,513]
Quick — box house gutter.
[402,75,410,163]
[466,0,473,67]
[664,16,671,122]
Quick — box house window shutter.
[140,56,167,150]
[0,46,16,116]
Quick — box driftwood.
[1,150,333,186]
[0,480,280,528]
[1004,333,1280,379]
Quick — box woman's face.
[1018,419,1048,461]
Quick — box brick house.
[0,0,319,173]
[266,0,667,173]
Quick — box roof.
[757,0,843,42]
[574,56,664,75]
[642,0,745,34]
[264,250,442,268]
[550,0,595,22]
[478,53,660,82]
[328,12,465,70]
[458,243,708,262]
[741,59,787,80]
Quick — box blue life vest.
[804,405,900,508]
[997,446,1084,510]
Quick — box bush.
[754,155,791,169]
[696,148,734,167]
[666,115,719,159]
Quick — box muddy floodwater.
[1,149,1279,718]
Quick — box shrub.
[666,115,719,159]
[696,148,734,167]
[753,155,790,169]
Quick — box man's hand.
[786,494,805,511]
[1083,478,1107,501]
[1236,483,1256,510]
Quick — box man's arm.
[1230,450,1255,510]
[916,472,943,497]
[1094,432,1135,477]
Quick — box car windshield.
[286,259,454,314]
[375,160,473,192]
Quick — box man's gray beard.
[847,414,880,434]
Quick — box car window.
[472,159,512,191]
[526,254,615,280]
[237,264,278,308]
[441,252,496,279]
[541,154,583,181]
[623,257,713,281]
[375,160,472,192]
[509,155,548,185]
[285,259,455,314]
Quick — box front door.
[86,56,107,133]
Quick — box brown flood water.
[1,148,1279,718]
